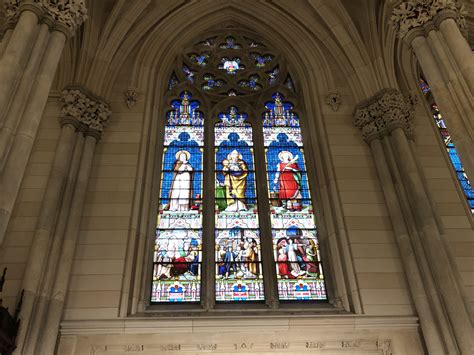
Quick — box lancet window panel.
[214,107,263,302]
[419,78,474,213]
[263,93,327,301]
[152,92,204,303]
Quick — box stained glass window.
[214,107,264,301]
[263,93,327,301]
[153,33,329,305]
[419,79,474,212]
[152,92,204,303]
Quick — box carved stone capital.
[353,89,416,143]
[391,0,466,40]
[5,0,87,36]
[61,86,111,140]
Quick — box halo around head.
[175,150,191,160]
[278,150,293,161]
[227,149,242,160]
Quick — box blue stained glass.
[250,53,274,68]
[219,36,242,49]
[238,75,261,91]
[189,52,210,67]
[421,84,474,212]
[152,92,204,303]
[214,107,263,301]
[263,93,327,301]
[202,74,225,91]
[182,65,195,82]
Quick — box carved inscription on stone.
[197,343,217,351]
[270,342,289,349]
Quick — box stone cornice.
[391,0,466,40]
[4,0,87,36]
[353,89,417,143]
[60,86,111,140]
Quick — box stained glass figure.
[152,92,204,303]
[219,57,245,75]
[263,93,327,301]
[189,52,210,67]
[266,66,279,85]
[215,107,264,301]
[219,36,242,49]
[168,72,179,91]
[182,65,195,82]
[202,74,225,91]
[238,74,261,91]
[419,80,474,212]
[250,53,274,68]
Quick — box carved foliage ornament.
[391,0,466,38]
[61,88,111,134]
[353,89,416,142]
[5,0,87,34]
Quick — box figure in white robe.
[168,150,193,211]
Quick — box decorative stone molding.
[124,87,139,109]
[353,89,416,142]
[325,91,342,111]
[5,0,87,35]
[391,0,466,39]
[61,87,111,139]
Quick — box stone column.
[13,87,110,355]
[0,2,42,124]
[38,133,99,355]
[354,88,472,354]
[436,12,474,95]
[0,0,88,244]
[391,0,474,181]
[353,91,446,354]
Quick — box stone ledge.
[60,315,419,335]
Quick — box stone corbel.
[325,91,342,112]
[61,86,111,140]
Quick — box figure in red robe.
[273,151,302,211]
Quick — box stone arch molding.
[118,3,363,316]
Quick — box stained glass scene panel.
[214,107,264,301]
[263,93,327,301]
[152,92,204,303]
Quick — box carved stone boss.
[353,89,416,142]
[61,87,111,138]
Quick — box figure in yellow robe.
[222,150,248,212]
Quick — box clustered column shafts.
[13,87,110,355]
[353,89,472,355]
[0,0,88,244]
[391,0,474,182]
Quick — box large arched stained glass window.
[151,33,328,304]
[152,92,204,303]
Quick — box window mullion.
[201,111,216,309]
[253,116,279,308]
